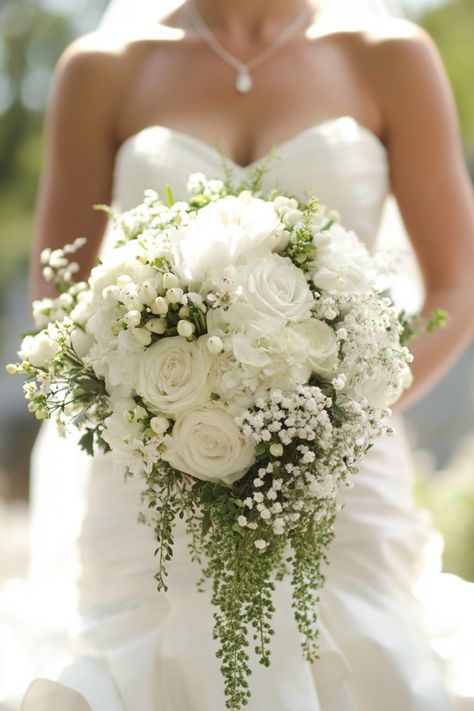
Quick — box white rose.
[135,336,213,416]
[239,253,314,323]
[164,405,255,485]
[292,319,339,376]
[172,192,286,284]
[19,330,59,367]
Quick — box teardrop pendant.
[235,69,253,94]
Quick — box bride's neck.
[185,0,316,38]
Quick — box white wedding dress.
[1,116,474,711]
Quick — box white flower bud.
[145,318,167,334]
[177,320,195,338]
[67,261,79,274]
[269,443,284,457]
[40,248,52,264]
[206,336,223,354]
[5,363,18,375]
[123,310,142,328]
[49,249,66,268]
[150,416,170,435]
[166,287,184,304]
[138,282,157,306]
[102,285,120,303]
[42,266,54,282]
[116,275,132,289]
[150,297,169,315]
[178,305,190,319]
[58,293,73,309]
[283,209,303,228]
[186,292,203,306]
[131,327,152,346]
[154,272,164,292]
[162,272,180,289]
[133,406,147,421]
[73,236,87,250]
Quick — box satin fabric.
[2,117,473,710]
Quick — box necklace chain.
[189,2,312,93]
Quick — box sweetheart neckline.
[115,116,388,171]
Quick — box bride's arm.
[31,34,124,300]
[373,24,474,410]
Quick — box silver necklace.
[189,2,312,94]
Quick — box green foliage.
[398,307,449,346]
[281,196,319,269]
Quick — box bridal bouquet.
[9,172,417,709]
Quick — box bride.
[2,0,474,709]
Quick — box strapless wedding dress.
[1,117,474,711]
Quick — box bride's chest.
[111,117,389,252]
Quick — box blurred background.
[0,0,473,584]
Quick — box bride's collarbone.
[111,29,385,160]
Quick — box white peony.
[135,336,213,416]
[311,225,374,294]
[222,325,312,400]
[19,329,59,368]
[172,191,286,284]
[207,302,283,340]
[292,319,339,376]
[163,405,255,485]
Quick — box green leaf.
[165,184,175,207]
[21,328,41,339]
[201,509,212,536]
[78,429,95,456]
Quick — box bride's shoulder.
[56,21,180,73]
[313,14,444,101]
[49,29,171,127]
[53,30,148,89]
[313,13,438,63]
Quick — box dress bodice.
[112,116,389,250]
